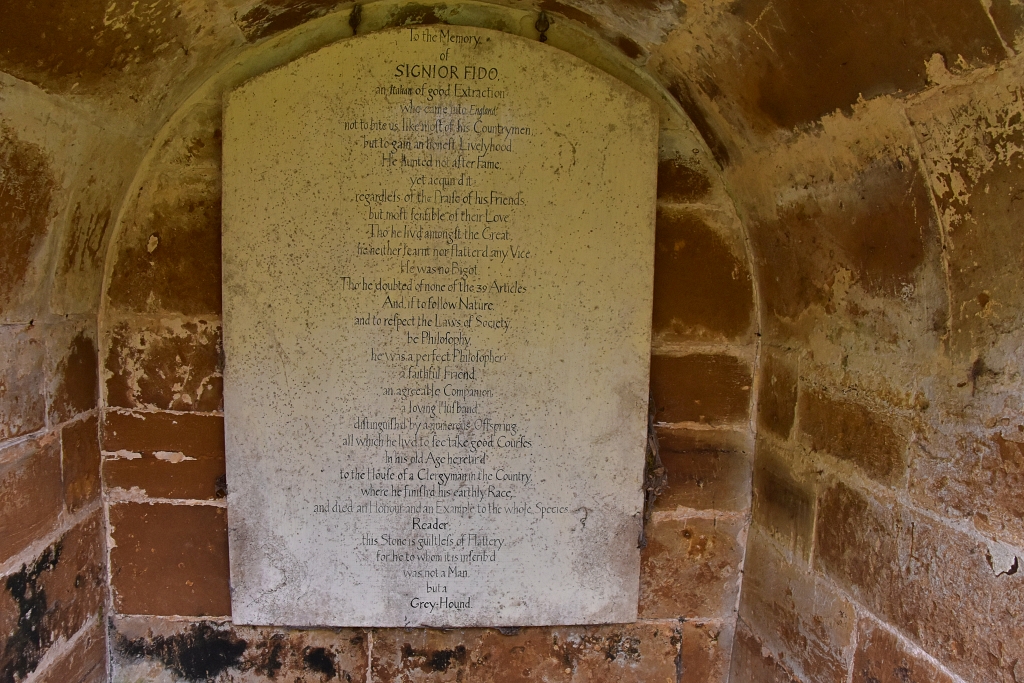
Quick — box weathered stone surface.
[60,415,101,513]
[46,323,98,426]
[907,64,1024,365]
[650,354,751,425]
[730,621,803,683]
[0,434,62,564]
[798,388,907,484]
[852,617,956,683]
[34,620,107,683]
[103,410,226,500]
[652,209,753,341]
[750,443,815,562]
[747,156,936,322]
[816,482,1024,682]
[910,429,1024,550]
[739,531,854,683]
[0,0,188,92]
[104,318,223,413]
[709,0,1005,130]
[0,125,56,321]
[107,172,223,317]
[223,27,658,627]
[639,517,743,619]
[657,157,712,203]
[109,502,230,616]
[0,512,105,682]
[757,351,797,439]
[654,428,751,512]
[679,620,733,683]
[111,616,367,683]
[236,0,347,41]
[0,324,46,440]
[989,0,1024,51]
[370,622,680,682]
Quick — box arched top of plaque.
[222,26,659,628]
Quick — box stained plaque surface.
[222,26,658,627]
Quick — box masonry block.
[0,434,63,564]
[852,617,956,683]
[0,324,45,440]
[650,354,751,425]
[60,415,101,513]
[654,428,751,512]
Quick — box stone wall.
[0,0,1022,681]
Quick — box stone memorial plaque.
[222,26,658,627]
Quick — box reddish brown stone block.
[798,388,906,484]
[751,443,815,562]
[61,416,101,513]
[758,352,797,439]
[910,430,1024,549]
[111,616,367,682]
[237,0,347,41]
[0,512,106,682]
[371,622,679,682]
[716,0,1004,130]
[0,126,56,320]
[730,621,803,683]
[47,326,98,426]
[816,482,1024,683]
[654,428,751,512]
[747,158,937,322]
[0,0,188,92]
[639,517,742,619]
[679,621,732,683]
[650,354,751,425]
[657,158,712,203]
[107,172,222,316]
[739,531,854,683]
[0,324,46,440]
[104,319,222,412]
[109,502,231,616]
[103,410,226,500]
[0,435,62,564]
[652,210,753,340]
[852,618,956,683]
[35,621,107,683]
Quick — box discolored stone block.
[910,430,1024,549]
[907,65,1024,366]
[657,157,712,203]
[107,171,223,317]
[34,621,107,683]
[730,621,803,683]
[639,517,743,619]
[816,482,1024,683]
[989,0,1024,51]
[237,0,348,41]
[104,318,223,413]
[0,0,188,92]
[652,210,753,340]
[0,324,46,440]
[747,157,937,323]
[370,622,680,682]
[60,415,101,513]
[109,502,231,617]
[718,0,1004,130]
[852,618,956,683]
[46,325,98,426]
[650,354,751,425]
[679,620,733,683]
[111,616,367,682]
[739,531,854,683]
[0,512,106,682]
[0,435,62,564]
[757,352,797,439]
[0,125,56,321]
[798,388,906,484]
[750,445,815,562]
[654,428,751,512]
[103,410,226,500]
